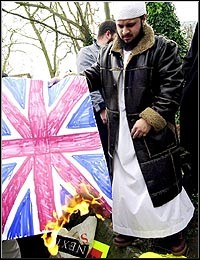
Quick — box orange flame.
[41,183,105,256]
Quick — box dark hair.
[97,20,116,38]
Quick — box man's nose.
[122,27,129,35]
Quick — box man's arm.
[77,46,106,116]
[77,47,97,73]
[139,38,183,130]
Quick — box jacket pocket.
[143,124,178,158]
[140,146,182,207]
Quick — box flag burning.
[42,183,106,257]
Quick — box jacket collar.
[111,23,155,58]
[93,39,101,49]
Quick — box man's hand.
[48,77,61,88]
[48,71,77,88]
[100,109,107,124]
[131,118,151,139]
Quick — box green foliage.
[83,34,93,47]
[146,2,189,60]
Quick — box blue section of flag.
[67,95,96,129]
[60,185,71,206]
[3,78,26,109]
[48,77,71,106]
[2,119,11,136]
[73,154,112,199]
[7,189,34,239]
[2,163,17,183]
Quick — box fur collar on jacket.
[111,23,155,60]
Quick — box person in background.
[80,2,194,256]
[2,72,22,258]
[77,20,117,72]
[77,20,117,177]
[179,23,198,197]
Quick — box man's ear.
[105,30,111,38]
[142,14,147,25]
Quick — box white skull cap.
[114,2,146,20]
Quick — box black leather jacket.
[84,23,184,207]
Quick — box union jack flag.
[2,76,112,240]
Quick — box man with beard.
[81,2,194,256]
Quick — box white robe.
[112,51,195,238]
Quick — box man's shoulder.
[79,44,93,52]
[99,42,113,55]
[155,34,177,47]
[79,42,99,55]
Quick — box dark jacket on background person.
[180,23,198,195]
[83,23,184,208]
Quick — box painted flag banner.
[2,76,112,240]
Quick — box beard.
[119,23,144,51]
